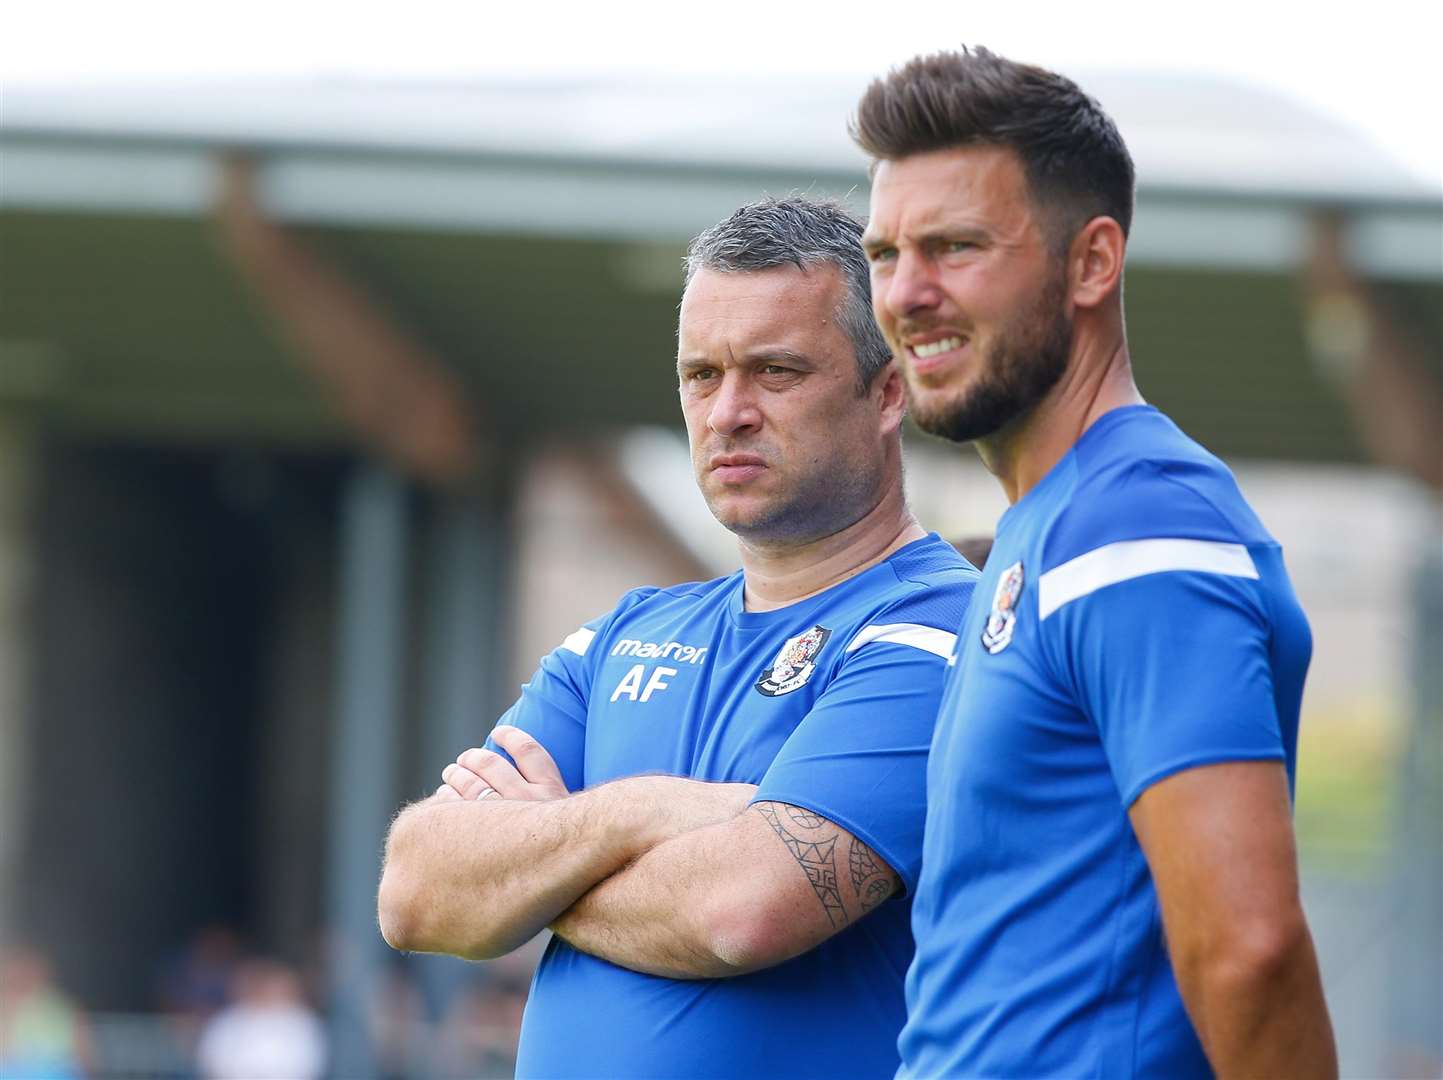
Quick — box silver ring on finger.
[477,786,502,800]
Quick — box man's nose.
[881,251,944,321]
[707,374,762,437]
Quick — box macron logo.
[610,639,709,665]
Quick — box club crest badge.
[755,625,832,697]
[980,561,1024,655]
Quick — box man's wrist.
[577,775,755,853]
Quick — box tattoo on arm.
[848,836,893,913]
[754,801,849,929]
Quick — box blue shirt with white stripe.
[898,406,1311,1079]
[492,534,977,1080]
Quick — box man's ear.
[875,360,907,434]
[1070,216,1126,310]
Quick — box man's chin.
[705,496,773,536]
[709,500,821,544]
[908,375,978,439]
[911,394,1016,445]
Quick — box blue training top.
[492,534,977,1080]
[899,406,1311,1079]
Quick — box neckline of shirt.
[728,532,943,629]
[997,404,1159,536]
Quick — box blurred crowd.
[0,947,91,1079]
[0,927,536,1079]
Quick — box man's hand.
[442,725,569,802]
[379,724,756,963]
[443,727,756,837]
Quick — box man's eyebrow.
[927,223,990,242]
[676,361,711,383]
[676,348,817,377]
[750,348,813,367]
[865,222,989,250]
[678,349,813,368]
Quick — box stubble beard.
[907,272,1073,446]
[701,456,881,548]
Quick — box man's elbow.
[377,811,425,951]
[377,864,425,953]
[1183,907,1315,998]
[376,822,500,960]
[378,869,513,960]
[701,893,817,976]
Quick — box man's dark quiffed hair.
[685,196,892,389]
[851,46,1136,248]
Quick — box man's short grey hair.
[684,196,893,389]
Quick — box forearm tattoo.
[755,801,849,929]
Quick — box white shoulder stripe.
[560,627,596,656]
[1037,538,1258,620]
[845,622,957,660]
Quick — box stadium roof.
[1,73,1439,460]
[0,71,1434,194]
[3,73,1439,275]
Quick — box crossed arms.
[377,725,900,978]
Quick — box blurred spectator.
[434,975,529,1079]
[155,925,246,1072]
[158,925,243,1021]
[0,946,92,1080]
[367,963,423,1080]
[195,959,326,1080]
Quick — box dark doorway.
[20,440,342,1009]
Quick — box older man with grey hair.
[380,196,978,1079]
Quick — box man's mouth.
[911,335,965,359]
[905,334,969,376]
[709,454,767,484]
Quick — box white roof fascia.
[2,135,1439,281]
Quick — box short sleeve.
[1042,565,1285,806]
[484,612,616,792]
[752,608,964,895]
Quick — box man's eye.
[684,369,717,381]
[867,247,896,263]
[762,365,791,376]
[945,240,975,253]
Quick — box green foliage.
[1294,702,1401,876]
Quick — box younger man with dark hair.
[856,47,1336,1078]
